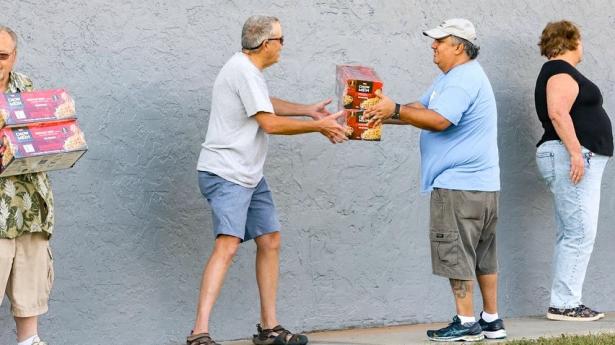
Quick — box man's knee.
[256,232,281,252]
[213,235,241,260]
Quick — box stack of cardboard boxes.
[336,65,383,141]
[0,89,87,177]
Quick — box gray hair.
[0,25,18,49]
[241,15,279,50]
[451,35,479,59]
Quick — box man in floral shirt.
[0,26,54,345]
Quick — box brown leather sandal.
[186,332,221,345]
[252,324,308,345]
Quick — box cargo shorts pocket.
[430,231,459,266]
[430,189,450,230]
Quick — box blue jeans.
[536,140,610,309]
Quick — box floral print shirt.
[0,72,54,239]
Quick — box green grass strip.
[503,333,615,344]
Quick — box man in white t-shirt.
[188,15,347,345]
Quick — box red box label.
[0,120,87,176]
[0,89,76,127]
[336,65,383,141]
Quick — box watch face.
[392,103,401,119]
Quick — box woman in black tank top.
[534,20,612,322]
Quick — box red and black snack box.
[0,89,76,128]
[336,65,383,140]
[343,109,382,141]
[336,65,383,110]
[0,119,87,177]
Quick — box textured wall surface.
[1,1,615,344]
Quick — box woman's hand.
[569,152,585,184]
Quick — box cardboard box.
[0,89,76,128]
[336,65,383,141]
[336,65,383,110]
[343,109,382,141]
[0,119,87,177]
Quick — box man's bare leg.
[450,278,474,317]
[15,316,37,342]
[477,273,498,314]
[255,232,280,329]
[193,235,241,334]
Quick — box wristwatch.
[391,103,401,120]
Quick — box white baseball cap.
[423,18,479,45]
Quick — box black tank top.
[534,59,613,156]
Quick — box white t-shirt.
[197,52,274,188]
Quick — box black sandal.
[186,332,220,345]
[252,324,308,345]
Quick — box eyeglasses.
[244,36,284,50]
[0,49,15,61]
[267,36,284,45]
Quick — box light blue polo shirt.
[419,60,500,193]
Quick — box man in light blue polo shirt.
[417,55,499,194]
[364,18,504,342]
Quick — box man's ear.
[455,43,465,55]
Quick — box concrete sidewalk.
[223,313,615,344]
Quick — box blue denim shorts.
[198,171,281,242]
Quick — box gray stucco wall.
[1,1,615,344]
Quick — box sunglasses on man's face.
[0,49,15,61]
[267,36,284,46]
[244,36,285,50]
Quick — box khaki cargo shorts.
[0,232,54,317]
[429,188,499,280]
